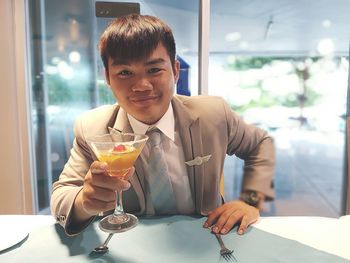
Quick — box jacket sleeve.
[224,100,276,200]
[50,116,96,236]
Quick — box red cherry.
[113,144,126,152]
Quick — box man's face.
[105,43,180,125]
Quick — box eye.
[148,68,161,74]
[118,70,133,78]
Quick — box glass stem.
[113,190,125,217]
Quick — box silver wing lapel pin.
[185,154,211,166]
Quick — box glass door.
[28,0,199,213]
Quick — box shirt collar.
[114,104,175,142]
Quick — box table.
[0,215,349,262]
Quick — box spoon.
[93,233,114,253]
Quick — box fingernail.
[203,222,208,228]
[238,229,244,235]
[100,162,108,169]
[220,228,227,234]
[212,226,219,233]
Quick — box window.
[209,0,349,216]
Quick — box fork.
[214,233,237,262]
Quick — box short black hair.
[99,14,176,73]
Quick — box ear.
[174,60,180,83]
[104,68,111,86]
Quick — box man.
[51,14,275,236]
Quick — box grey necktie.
[145,130,177,214]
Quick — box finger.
[84,185,116,203]
[238,215,250,235]
[238,212,259,235]
[92,176,130,191]
[211,209,235,234]
[203,206,225,229]
[90,161,108,174]
[220,210,244,234]
[88,172,113,188]
[115,178,131,191]
[82,197,115,215]
[123,167,135,181]
[89,164,133,191]
[88,168,129,190]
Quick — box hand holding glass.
[87,132,148,233]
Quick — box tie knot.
[148,130,161,147]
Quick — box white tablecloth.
[254,215,350,260]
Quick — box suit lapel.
[172,97,204,214]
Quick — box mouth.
[129,95,159,107]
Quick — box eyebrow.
[144,58,166,66]
[110,58,166,67]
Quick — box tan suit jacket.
[51,95,275,235]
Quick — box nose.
[132,77,153,92]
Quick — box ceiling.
[145,0,350,56]
[43,0,350,59]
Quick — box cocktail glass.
[87,132,148,233]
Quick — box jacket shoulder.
[174,95,229,116]
[175,94,225,105]
[78,104,117,121]
[74,104,118,137]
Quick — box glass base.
[99,213,138,233]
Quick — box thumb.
[90,161,108,174]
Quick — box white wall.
[0,0,34,214]
[347,118,350,214]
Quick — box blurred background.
[1,0,349,217]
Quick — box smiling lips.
[129,95,159,107]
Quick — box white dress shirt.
[114,104,195,215]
